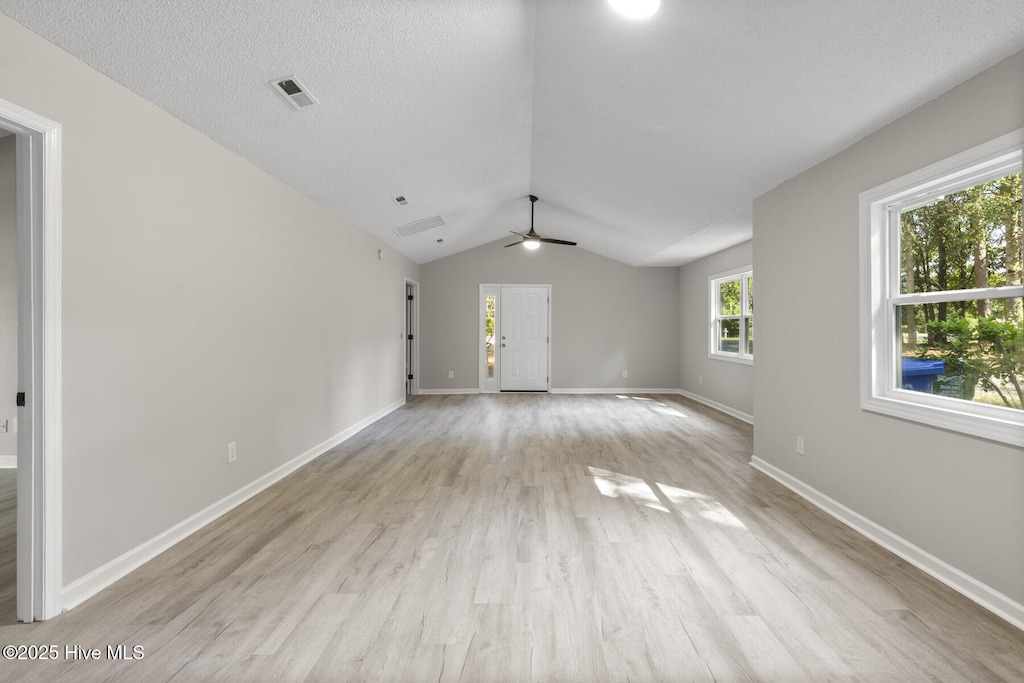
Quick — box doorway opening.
[0,97,62,622]
[0,129,15,623]
[405,278,419,397]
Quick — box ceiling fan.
[505,195,578,250]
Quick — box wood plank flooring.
[0,393,1022,681]
[0,468,14,625]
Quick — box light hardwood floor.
[0,393,1022,681]
[0,468,13,625]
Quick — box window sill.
[709,352,753,366]
[862,393,1023,448]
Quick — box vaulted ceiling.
[2,1,1023,266]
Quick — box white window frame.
[859,128,1024,448]
[709,266,753,365]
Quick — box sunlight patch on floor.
[588,466,669,512]
[657,482,746,528]
[587,466,745,528]
[652,404,687,418]
[614,394,687,418]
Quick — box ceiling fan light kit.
[505,195,578,251]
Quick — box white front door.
[499,286,549,391]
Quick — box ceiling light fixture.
[523,238,541,250]
[608,0,660,20]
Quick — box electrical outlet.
[448,370,454,379]
[227,442,237,464]
[0,419,7,434]
[622,370,628,378]
[796,435,805,455]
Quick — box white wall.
[419,238,679,392]
[0,15,419,586]
[754,49,1024,608]
[678,240,753,420]
[0,134,14,460]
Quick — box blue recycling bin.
[901,358,945,392]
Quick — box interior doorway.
[405,278,419,397]
[0,96,62,622]
[0,130,15,623]
[479,284,551,393]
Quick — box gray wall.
[419,238,680,391]
[754,49,1024,605]
[0,15,420,585]
[678,240,753,419]
[0,135,13,458]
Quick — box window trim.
[709,266,753,365]
[859,128,1024,447]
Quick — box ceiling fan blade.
[504,241,523,248]
[509,230,528,237]
[539,237,577,246]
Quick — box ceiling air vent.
[270,75,319,110]
[393,215,445,237]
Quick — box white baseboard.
[677,389,753,424]
[0,455,16,469]
[417,388,480,395]
[62,397,407,611]
[750,455,1024,632]
[550,388,681,395]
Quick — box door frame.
[1,96,63,622]
[479,283,551,393]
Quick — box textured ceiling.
[1,0,1023,266]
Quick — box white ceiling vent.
[393,215,445,237]
[270,75,319,110]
